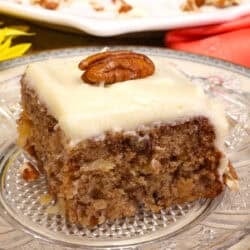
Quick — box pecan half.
[89,0,104,11]
[181,0,205,11]
[32,0,59,10]
[182,0,239,11]
[78,50,155,85]
[112,0,133,13]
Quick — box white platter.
[1,0,250,36]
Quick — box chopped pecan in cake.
[20,162,40,182]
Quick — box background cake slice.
[18,51,237,227]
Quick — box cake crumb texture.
[18,79,225,227]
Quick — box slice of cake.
[18,50,237,227]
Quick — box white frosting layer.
[23,56,229,154]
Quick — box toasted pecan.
[112,0,133,13]
[182,0,239,11]
[32,0,59,10]
[78,50,155,86]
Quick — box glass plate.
[0,47,249,249]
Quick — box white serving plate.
[1,0,250,36]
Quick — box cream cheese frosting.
[23,55,229,154]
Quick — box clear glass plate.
[0,47,249,249]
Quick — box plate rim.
[0,46,250,77]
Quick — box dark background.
[1,14,166,53]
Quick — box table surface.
[1,13,249,250]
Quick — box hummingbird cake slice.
[17,50,238,227]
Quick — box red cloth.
[165,15,250,68]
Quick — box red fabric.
[165,15,250,68]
